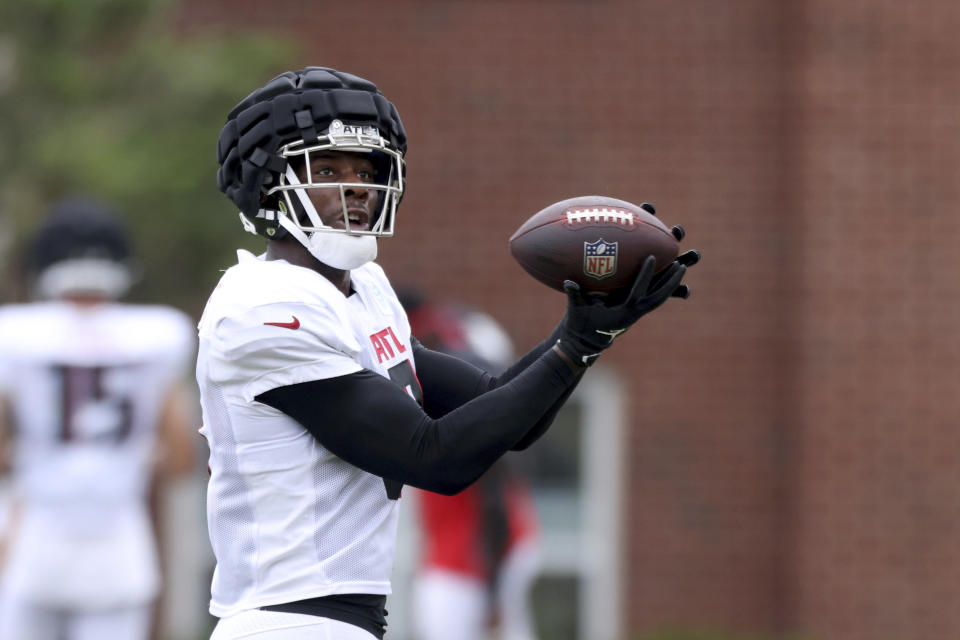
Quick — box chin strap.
[275,199,378,271]
[276,212,314,252]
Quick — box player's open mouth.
[346,208,370,231]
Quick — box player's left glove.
[557,250,700,367]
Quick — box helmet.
[216,67,407,269]
[27,197,134,300]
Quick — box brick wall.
[788,2,960,638]
[181,1,960,638]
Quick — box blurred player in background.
[400,291,542,640]
[0,197,197,640]
[200,66,696,640]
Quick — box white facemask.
[278,167,378,270]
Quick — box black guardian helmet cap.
[216,67,407,240]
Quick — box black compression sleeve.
[408,321,565,414]
[494,322,566,385]
[411,322,582,448]
[511,377,579,450]
[256,348,578,495]
[408,342,490,419]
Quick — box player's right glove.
[556,251,699,367]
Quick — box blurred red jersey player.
[401,293,541,640]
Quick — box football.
[509,195,680,295]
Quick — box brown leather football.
[509,196,680,295]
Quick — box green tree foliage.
[0,0,293,315]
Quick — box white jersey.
[197,250,416,618]
[0,301,195,608]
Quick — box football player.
[0,198,197,640]
[200,66,699,640]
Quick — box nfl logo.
[583,239,618,280]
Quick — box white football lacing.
[565,208,635,225]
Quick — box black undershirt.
[263,594,387,639]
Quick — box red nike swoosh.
[264,316,300,330]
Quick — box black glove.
[557,250,699,366]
